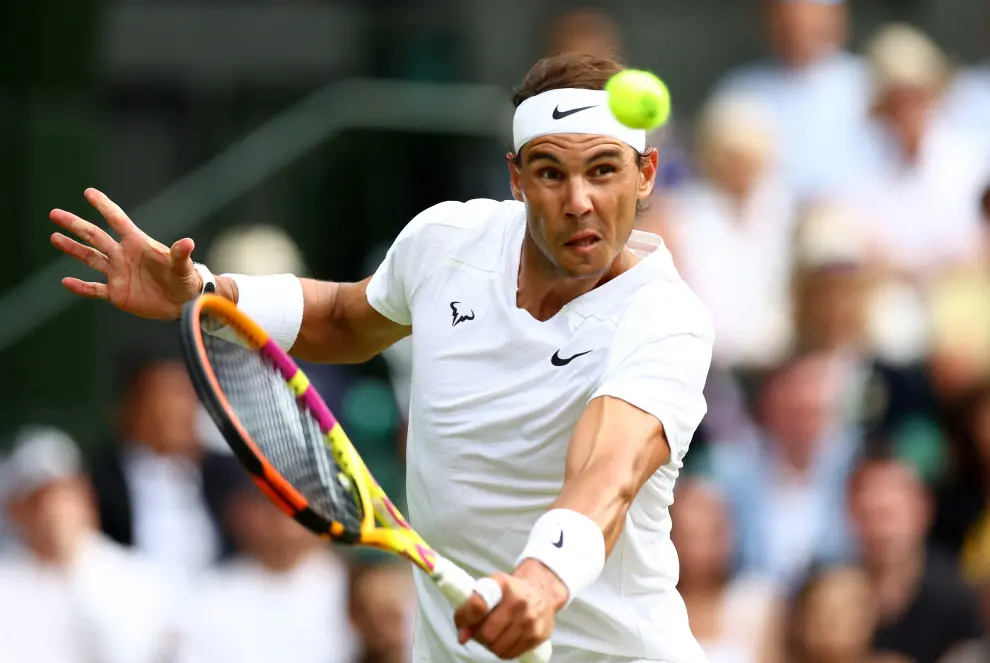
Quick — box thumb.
[169,238,196,274]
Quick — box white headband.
[512,88,647,154]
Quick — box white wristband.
[515,509,605,607]
[210,273,304,351]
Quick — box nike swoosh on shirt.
[551,350,593,366]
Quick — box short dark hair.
[512,53,626,108]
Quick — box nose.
[562,177,594,218]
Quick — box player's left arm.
[455,292,715,660]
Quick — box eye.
[538,168,562,182]
[591,164,617,177]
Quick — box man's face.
[509,133,657,280]
[850,463,929,568]
[766,1,847,68]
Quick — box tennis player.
[49,53,714,663]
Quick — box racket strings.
[201,320,363,534]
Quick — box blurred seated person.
[349,562,418,663]
[851,24,989,284]
[711,0,870,199]
[707,351,859,590]
[670,93,796,370]
[940,382,990,580]
[671,478,783,663]
[0,425,171,663]
[89,340,231,585]
[939,572,990,663]
[938,9,990,160]
[787,565,909,663]
[170,459,356,663]
[850,455,981,663]
[791,202,938,459]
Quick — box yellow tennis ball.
[605,69,671,130]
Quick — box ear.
[638,148,660,201]
[506,152,524,202]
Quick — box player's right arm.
[50,188,409,364]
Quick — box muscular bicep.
[291,276,411,364]
[565,396,671,485]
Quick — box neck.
[868,549,925,620]
[516,234,633,321]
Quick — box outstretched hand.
[50,188,203,320]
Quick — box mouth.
[563,231,602,253]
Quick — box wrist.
[515,558,569,612]
[515,508,606,608]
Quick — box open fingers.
[50,208,117,255]
[51,233,109,274]
[84,188,140,238]
[61,278,108,300]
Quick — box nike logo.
[552,531,564,548]
[450,301,475,327]
[552,104,595,120]
[551,350,593,366]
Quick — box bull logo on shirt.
[450,301,475,326]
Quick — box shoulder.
[622,276,715,343]
[398,198,520,244]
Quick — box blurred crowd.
[3,1,990,663]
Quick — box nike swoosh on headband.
[552,105,596,120]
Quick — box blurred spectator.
[89,343,231,587]
[939,12,990,159]
[671,478,783,663]
[0,426,171,663]
[939,574,990,663]
[791,202,937,456]
[942,382,990,582]
[546,7,621,60]
[786,565,904,663]
[707,352,858,590]
[711,0,870,199]
[170,461,357,663]
[851,24,989,284]
[349,563,417,663]
[671,93,796,370]
[849,456,981,663]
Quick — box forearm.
[551,461,638,554]
[293,278,403,364]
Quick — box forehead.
[520,133,635,164]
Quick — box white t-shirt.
[366,199,714,663]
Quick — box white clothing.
[671,178,796,368]
[367,199,714,662]
[695,575,778,663]
[851,118,989,278]
[170,551,357,663]
[0,533,171,663]
[713,53,871,199]
[124,446,220,588]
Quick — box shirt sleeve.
[590,284,715,462]
[365,200,467,326]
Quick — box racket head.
[179,295,439,572]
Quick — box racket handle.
[432,558,553,663]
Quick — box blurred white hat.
[206,224,307,277]
[865,23,949,96]
[793,201,871,269]
[696,93,775,166]
[1,426,82,503]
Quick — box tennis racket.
[179,294,553,663]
